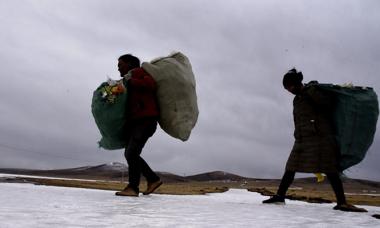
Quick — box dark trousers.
[124,118,160,192]
[277,170,347,205]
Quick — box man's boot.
[262,195,285,204]
[333,203,367,212]
[143,180,163,195]
[115,185,139,197]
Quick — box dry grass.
[20,177,231,195]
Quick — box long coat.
[285,84,339,173]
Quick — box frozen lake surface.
[0,182,379,227]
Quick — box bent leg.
[138,156,159,183]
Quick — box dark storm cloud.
[0,0,379,180]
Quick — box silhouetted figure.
[262,68,367,212]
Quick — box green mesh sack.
[91,79,128,150]
[316,83,379,171]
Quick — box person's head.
[118,54,140,76]
[283,68,304,95]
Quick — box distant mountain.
[0,163,249,182]
[185,171,253,182]
[0,162,128,180]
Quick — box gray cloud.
[0,0,379,181]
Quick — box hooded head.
[283,68,304,95]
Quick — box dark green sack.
[91,79,128,150]
[315,83,379,170]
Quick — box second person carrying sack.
[142,52,199,141]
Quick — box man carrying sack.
[115,54,162,197]
[92,52,198,197]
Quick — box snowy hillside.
[0,183,379,227]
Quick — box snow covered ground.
[0,183,379,228]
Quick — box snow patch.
[0,183,379,227]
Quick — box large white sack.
[142,52,198,141]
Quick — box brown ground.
[4,176,380,206]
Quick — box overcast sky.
[0,0,379,181]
